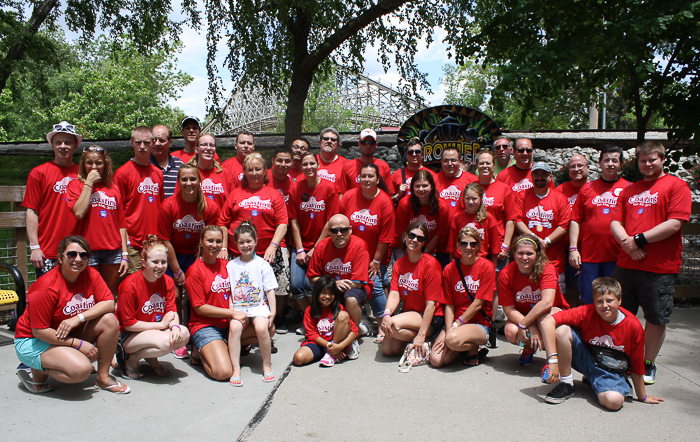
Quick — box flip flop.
[17,371,53,394]
[373,333,385,344]
[262,371,275,383]
[463,348,489,366]
[149,365,171,377]
[96,379,131,394]
[229,376,244,387]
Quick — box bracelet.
[458,317,466,325]
[30,244,41,250]
[270,241,279,248]
[639,395,647,402]
[84,183,92,188]
[78,313,86,323]
[297,248,305,254]
[171,325,181,330]
[547,353,558,358]
[382,312,391,317]
[501,243,510,251]
[517,323,527,330]
[71,337,75,347]
[548,358,558,364]
[77,339,83,350]
[371,259,381,265]
[634,232,648,248]
[544,237,552,247]
[221,248,228,252]
[174,270,183,277]
[121,257,130,262]
[569,247,578,251]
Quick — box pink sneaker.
[173,346,189,359]
[319,352,336,367]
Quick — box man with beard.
[288,138,310,181]
[316,127,347,190]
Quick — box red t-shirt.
[66,180,126,251]
[553,305,645,376]
[316,154,348,188]
[267,171,297,247]
[198,167,234,210]
[448,211,500,258]
[390,254,444,316]
[301,305,359,346]
[171,150,220,164]
[113,160,164,249]
[481,180,518,239]
[339,158,395,194]
[571,178,630,263]
[515,189,571,274]
[185,258,232,335]
[22,161,79,259]
[498,261,569,315]
[390,166,437,199]
[221,156,245,188]
[496,166,556,195]
[220,186,288,255]
[394,198,450,249]
[612,174,691,273]
[307,236,373,298]
[288,166,305,182]
[116,271,176,332]
[14,267,113,338]
[159,194,221,255]
[339,188,395,265]
[288,179,340,250]
[556,181,587,209]
[435,170,478,252]
[441,258,495,326]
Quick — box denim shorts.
[88,249,121,266]
[165,253,197,278]
[15,337,51,371]
[569,327,630,396]
[191,326,228,351]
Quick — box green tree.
[186,0,467,144]
[447,0,700,143]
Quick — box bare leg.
[332,311,351,343]
[228,320,245,379]
[199,339,233,381]
[429,330,457,368]
[78,313,120,387]
[96,263,121,300]
[344,296,363,330]
[598,391,625,411]
[252,317,272,375]
[293,346,316,366]
[39,346,94,384]
[644,322,666,363]
[555,325,573,377]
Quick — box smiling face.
[463,189,481,214]
[143,250,168,280]
[457,233,480,260]
[200,229,223,259]
[273,152,293,176]
[152,126,172,159]
[244,158,265,188]
[477,152,494,178]
[301,154,319,178]
[236,134,255,160]
[236,232,257,257]
[83,152,105,179]
[196,135,217,162]
[412,178,431,203]
[360,166,378,192]
[59,242,88,279]
[318,288,336,308]
[567,155,589,183]
[405,227,426,253]
[181,121,200,145]
[514,139,533,168]
[531,169,551,189]
[441,149,461,177]
[51,133,79,164]
[599,152,621,181]
[515,242,538,275]
[638,151,663,181]
[291,139,309,162]
[593,291,620,324]
[405,145,424,167]
[319,131,339,156]
[178,168,200,198]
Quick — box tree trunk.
[283,68,315,145]
[0,0,59,94]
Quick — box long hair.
[360,162,389,194]
[241,152,269,188]
[403,221,429,252]
[78,146,114,187]
[462,182,488,223]
[310,275,342,320]
[510,234,549,282]
[141,234,167,261]
[189,134,223,173]
[409,169,439,215]
[177,164,207,219]
[457,225,483,256]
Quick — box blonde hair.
[511,234,549,282]
[141,234,167,260]
[78,146,114,187]
[189,134,223,173]
[177,164,207,219]
[457,225,483,255]
[241,152,269,188]
[463,182,488,223]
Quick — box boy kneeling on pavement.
[540,277,663,410]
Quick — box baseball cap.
[532,162,552,174]
[360,128,377,141]
[181,116,201,130]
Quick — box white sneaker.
[296,326,305,336]
[346,340,360,360]
[319,352,336,367]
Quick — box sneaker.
[271,340,278,354]
[494,305,506,323]
[519,347,535,366]
[173,346,189,359]
[319,352,336,367]
[275,320,288,334]
[541,364,550,383]
[486,331,498,348]
[545,382,575,404]
[346,340,360,360]
[359,318,374,337]
[644,360,657,385]
[296,326,306,336]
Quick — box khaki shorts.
[127,245,143,274]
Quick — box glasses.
[494,144,509,150]
[406,232,426,243]
[321,136,338,142]
[359,140,377,146]
[198,143,216,148]
[406,149,422,156]
[329,226,350,234]
[83,145,104,153]
[459,241,478,248]
[64,251,89,260]
[516,148,533,154]
[53,122,75,132]
[292,144,309,151]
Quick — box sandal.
[373,333,385,344]
[262,371,276,383]
[229,376,244,387]
[17,371,53,394]
[463,348,489,366]
[96,379,131,394]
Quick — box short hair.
[319,127,340,141]
[636,140,665,159]
[599,144,624,162]
[476,149,496,164]
[152,124,173,140]
[442,146,461,158]
[406,137,423,149]
[236,130,255,144]
[131,125,153,140]
[293,138,311,149]
[199,225,224,256]
[591,277,622,301]
[273,145,294,159]
[493,136,512,148]
[57,235,91,261]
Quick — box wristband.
[569,247,578,251]
[382,312,391,317]
[548,358,558,364]
[297,248,305,254]
[121,257,130,262]
[517,323,527,330]
[371,259,381,265]
[544,237,552,247]
[221,248,228,252]
[71,338,75,347]
[30,244,41,250]
[270,242,279,248]
[458,316,466,325]
[639,395,647,402]
[452,321,460,328]
[122,252,129,256]
[171,325,181,330]
[501,243,510,251]
[78,313,86,323]
[634,233,648,248]
[174,270,183,277]
[77,339,83,350]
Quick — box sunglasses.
[360,140,377,146]
[64,251,89,260]
[406,232,426,243]
[494,144,509,150]
[53,122,75,132]
[329,226,350,234]
[406,149,422,156]
[322,136,338,142]
[459,241,478,248]
[83,145,104,153]
[516,148,533,154]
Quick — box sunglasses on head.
[322,136,338,142]
[83,145,104,153]
[330,226,350,234]
[53,122,75,132]
[406,232,426,243]
[516,148,533,154]
[65,251,89,260]
[406,149,422,156]
[459,241,478,248]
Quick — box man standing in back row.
[339,128,393,195]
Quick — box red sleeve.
[497,265,515,307]
[185,264,207,308]
[116,187,127,229]
[611,187,628,224]
[325,189,340,220]
[158,199,174,241]
[487,215,501,255]
[205,201,221,227]
[21,166,44,211]
[349,242,370,282]
[556,194,572,229]
[116,276,139,328]
[667,179,692,221]
[504,188,518,222]
[377,196,395,244]
[571,186,586,225]
[552,305,587,328]
[338,163,350,194]
[303,307,321,342]
[440,264,456,306]
[273,191,288,225]
[475,260,495,302]
[65,179,81,211]
[164,276,177,313]
[422,258,443,303]
[540,264,559,291]
[390,261,400,292]
[306,241,324,279]
[219,196,235,228]
[395,199,410,238]
[513,193,525,223]
[27,287,57,330]
[288,187,299,220]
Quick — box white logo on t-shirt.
[238,196,273,210]
[211,275,231,293]
[515,286,541,304]
[325,258,353,274]
[589,334,625,352]
[350,209,378,226]
[628,190,658,206]
[173,214,205,231]
[90,191,117,210]
[318,169,337,183]
[53,177,73,194]
[137,177,160,195]
[63,294,95,315]
[201,178,225,195]
[398,272,419,291]
[300,197,325,212]
[512,178,533,192]
[142,294,166,314]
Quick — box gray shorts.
[612,266,675,326]
[88,249,121,266]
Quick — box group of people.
[14,119,690,410]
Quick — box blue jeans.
[290,249,313,299]
[569,327,630,396]
[368,265,388,317]
[577,261,617,304]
